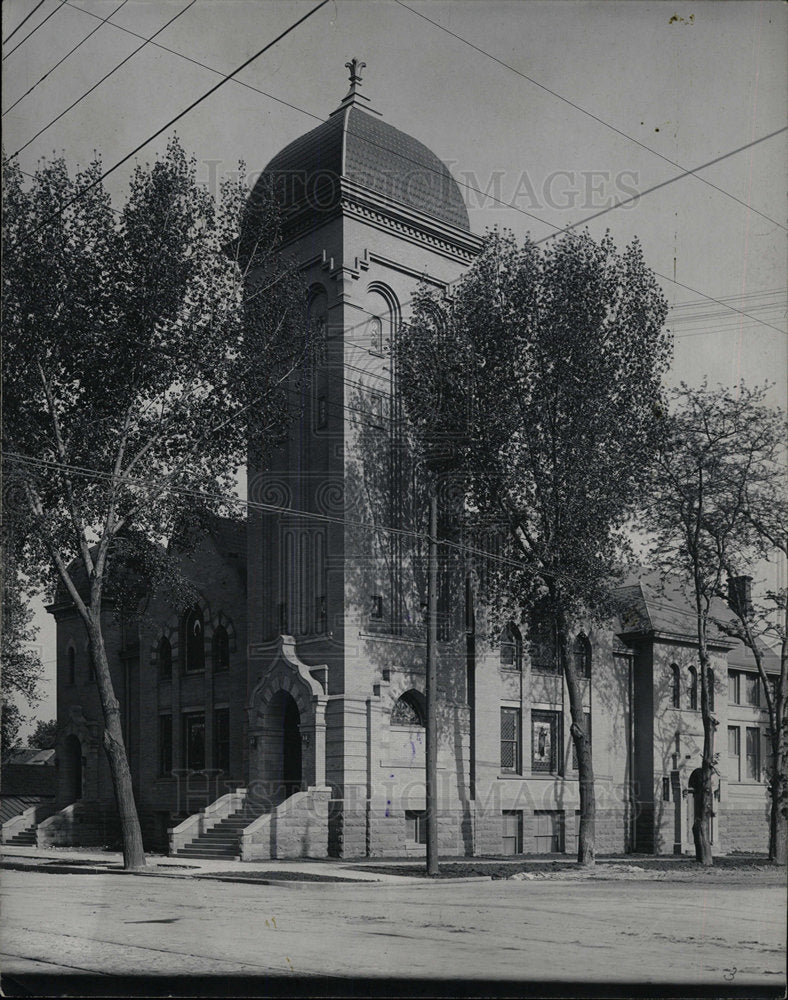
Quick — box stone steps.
[7,828,37,846]
[173,801,271,860]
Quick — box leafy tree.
[714,444,787,863]
[2,139,311,868]
[397,228,671,865]
[29,718,58,750]
[1,548,44,760]
[645,382,784,865]
[1,702,25,760]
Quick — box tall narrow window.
[158,636,172,680]
[314,533,326,632]
[727,726,741,782]
[182,712,205,770]
[183,606,204,673]
[572,634,591,677]
[158,714,173,777]
[530,620,560,674]
[745,727,760,781]
[500,624,521,670]
[213,707,230,772]
[671,664,681,708]
[212,626,229,673]
[688,666,698,710]
[728,671,741,704]
[500,707,521,774]
[707,668,715,712]
[67,647,76,686]
[745,674,760,707]
[368,315,383,356]
[532,710,561,773]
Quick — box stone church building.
[5,64,776,861]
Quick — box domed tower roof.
[252,59,471,234]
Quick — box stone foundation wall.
[366,807,472,857]
[720,805,770,854]
[327,798,367,858]
[242,788,330,861]
[37,801,121,848]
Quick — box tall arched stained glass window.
[183,605,204,673]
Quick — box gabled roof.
[4,747,55,766]
[616,570,732,647]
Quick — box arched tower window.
[500,624,522,671]
[158,636,172,680]
[212,625,229,673]
[688,666,698,711]
[391,690,426,728]
[573,633,591,678]
[183,605,205,673]
[670,664,680,708]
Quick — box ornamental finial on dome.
[345,58,366,91]
[331,57,381,117]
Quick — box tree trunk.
[561,630,595,866]
[695,626,714,867]
[86,615,146,870]
[770,662,787,864]
[425,487,439,876]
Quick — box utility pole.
[426,484,439,875]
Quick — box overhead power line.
[2,0,48,44]
[8,0,198,158]
[2,0,68,60]
[3,0,132,118]
[394,0,786,232]
[0,451,607,589]
[8,12,783,340]
[534,127,787,240]
[4,451,782,640]
[27,1,786,243]
[22,0,331,237]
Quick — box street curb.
[1,859,493,886]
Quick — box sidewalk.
[0,844,445,885]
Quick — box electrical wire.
[20,0,331,235]
[2,0,68,60]
[8,0,199,159]
[393,0,786,232]
[2,0,48,45]
[4,452,783,639]
[3,0,132,118]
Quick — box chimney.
[727,575,753,618]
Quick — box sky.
[3,0,786,732]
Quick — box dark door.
[63,735,82,802]
[282,696,302,796]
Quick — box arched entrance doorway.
[263,691,302,801]
[62,735,83,802]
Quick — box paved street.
[1,866,785,996]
